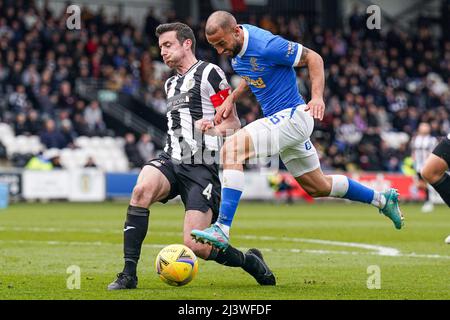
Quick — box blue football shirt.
[231,24,306,117]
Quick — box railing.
[75,78,166,147]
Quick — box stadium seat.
[75,136,90,149]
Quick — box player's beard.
[230,41,242,58]
[165,56,181,70]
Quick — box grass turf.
[0,201,449,300]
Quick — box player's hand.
[214,95,234,124]
[305,98,325,121]
[195,119,215,133]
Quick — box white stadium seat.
[75,136,90,148]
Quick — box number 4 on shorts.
[202,183,213,200]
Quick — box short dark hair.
[155,22,196,54]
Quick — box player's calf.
[184,238,212,260]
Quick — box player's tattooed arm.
[298,47,309,67]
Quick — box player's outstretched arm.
[214,79,250,124]
[196,105,241,137]
[296,46,325,121]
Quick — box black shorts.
[146,152,221,223]
[432,135,450,168]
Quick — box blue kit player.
[191,11,404,250]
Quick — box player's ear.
[184,39,192,51]
[233,26,240,38]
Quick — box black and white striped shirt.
[163,60,230,163]
[411,134,438,171]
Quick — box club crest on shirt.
[186,78,195,90]
[250,57,264,72]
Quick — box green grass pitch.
[0,201,449,300]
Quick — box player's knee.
[420,167,431,183]
[220,140,239,164]
[131,184,156,206]
[421,165,441,184]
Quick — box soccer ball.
[155,244,199,286]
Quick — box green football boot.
[379,188,404,230]
[191,224,229,250]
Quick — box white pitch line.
[236,235,400,256]
[0,239,449,260]
[0,227,398,255]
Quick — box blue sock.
[217,187,243,227]
[343,178,374,204]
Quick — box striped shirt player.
[411,134,438,173]
[163,60,229,163]
[147,60,232,218]
[108,22,275,291]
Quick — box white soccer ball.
[445,235,450,244]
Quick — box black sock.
[207,245,245,267]
[123,205,150,276]
[207,246,264,275]
[431,173,450,207]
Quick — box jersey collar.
[177,59,202,77]
[237,25,249,58]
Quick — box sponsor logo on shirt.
[242,76,266,88]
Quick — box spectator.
[57,81,77,112]
[39,119,66,149]
[60,119,77,148]
[9,84,30,114]
[36,84,55,118]
[26,109,42,135]
[14,113,28,135]
[144,7,161,45]
[137,133,155,162]
[84,100,106,136]
[124,132,144,168]
[84,156,98,168]
[73,113,90,137]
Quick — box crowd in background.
[0,0,449,172]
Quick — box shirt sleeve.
[206,65,231,94]
[203,65,232,108]
[164,77,172,95]
[263,35,303,67]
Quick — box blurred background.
[0,0,449,204]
